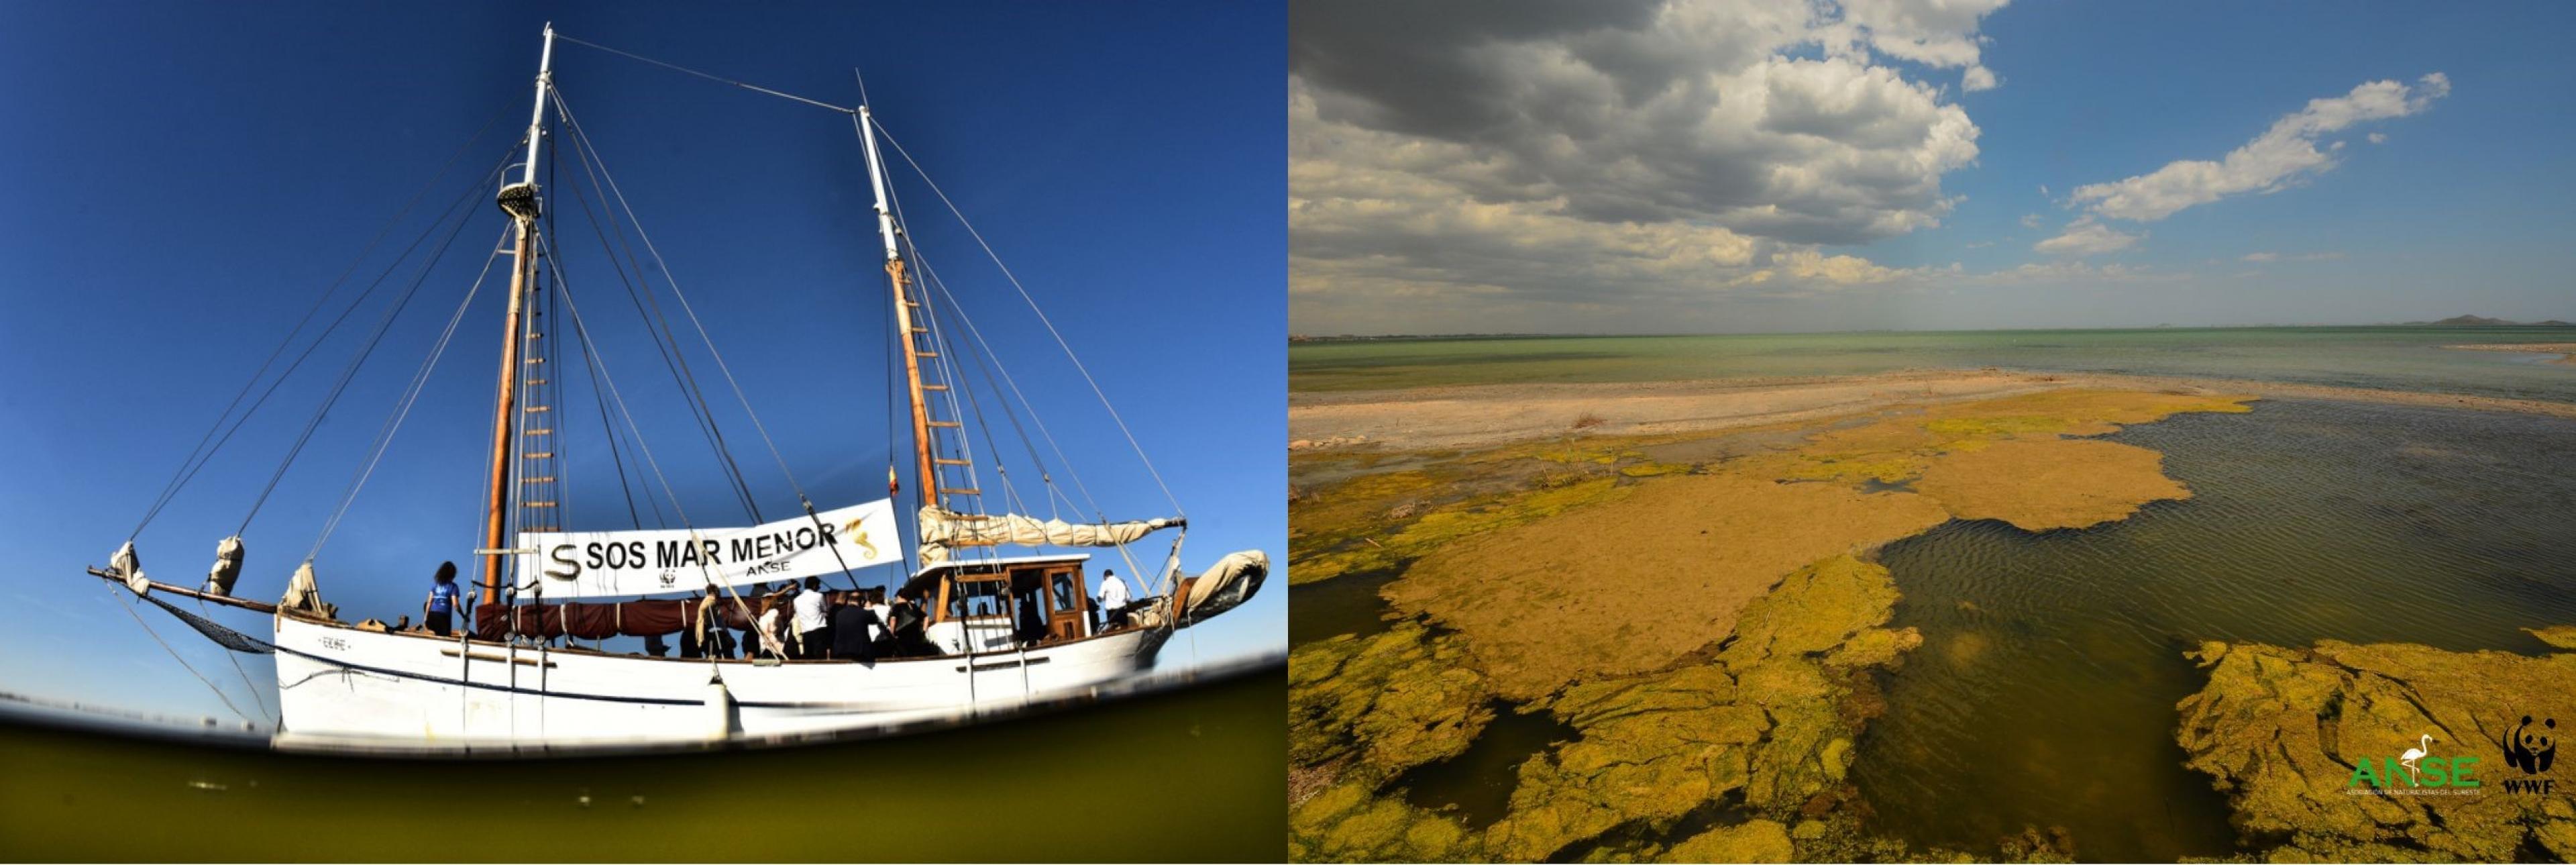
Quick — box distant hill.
[2399,315,2576,327]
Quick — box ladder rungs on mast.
[937,488,981,497]
[926,420,961,428]
[523,452,554,459]
[933,458,972,466]
[920,384,948,392]
[524,405,550,413]
[523,501,559,508]
[526,428,552,436]
[521,476,555,484]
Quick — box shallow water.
[1288,397,2576,860]
[0,667,1283,862]
[1291,327,2576,403]
[1854,399,2576,860]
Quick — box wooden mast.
[859,105,938,517]
[480,24,556,602]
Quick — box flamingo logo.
[2399,734,2434,784]
[2347,731,2482,790]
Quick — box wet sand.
[1291,368,2576,452]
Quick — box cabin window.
[947,578,1006,618]
[1050,573,1077,613]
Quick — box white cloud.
[2242,252,2277,262]
[2067,73,2449,223]
[1289,0,2010,332]
[2368,132,2387,144]
[2019,213,2043,229]
[2033,217,2140,256]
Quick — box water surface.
[1855,399,2576,860]
[1291,327,2576,403]
[0,666,1283,862]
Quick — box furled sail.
[205,536,244,597]
[513,499,902,599]
[915,506,1179,564]
[1126,550,1268,630]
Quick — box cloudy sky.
[1291,1,2575,334]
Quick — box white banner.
[514,499,903,599]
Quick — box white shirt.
[867,603,892,641]
[1098,574,1130,610]
[792,590,829,633]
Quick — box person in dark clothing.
[890,592,932,657]
[643,631,669,658]
[423,562,464,638]
[830,594,882,662]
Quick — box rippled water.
[1291,327,2576,403]
[1855,399,2576,860]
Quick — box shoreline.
[1290,368,2576,453]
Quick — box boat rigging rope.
[543,255,780,656]
[125,108,515,542]
[306,225,511,560]
[553,33,857,116]
[233,150,508,536]
[547,89,766,523]
[872,120,1187,519]
[550,87,876,591]
[103,588,260,725]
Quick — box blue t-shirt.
[429,581,461,613]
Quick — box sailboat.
[82,25,1267,753]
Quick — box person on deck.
[890,591,931,657]
[1097,568,1132,631]
[755,596,788,660]
[830,593,882,662]
[866,589,896,658]
[793,576,832,661]
[423,562,464,638]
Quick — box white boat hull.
[268,613,1169,753]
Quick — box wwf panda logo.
[2504,715,2557,774]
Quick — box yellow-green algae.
[1480,554,1921,860]
[1292,475,1634,587]
[1289,622,1494,787]
[1290,780,1487,863]
[2174,637,2576,861]
[1287,387,2258,862]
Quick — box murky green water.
[1291,327,2576,402]
[1855,399,2576,860]
[0,666,1283,862]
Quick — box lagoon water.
[1289,329,2576,860]
[1856,399,2576,860]
[1291,327,2576,402]
[0,667,1283,862]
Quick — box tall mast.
[480,23,555,602]
[859,105,941,518]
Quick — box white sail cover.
[1126,550,1270,630]
[515,499,902,599]
[915,506,1177,564]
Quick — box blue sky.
[0,1,1282,724]
[1289,1,2575,334]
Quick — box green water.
[0,667,1283,862]
[1291,327,2576,402]
[1855,399,2576,860]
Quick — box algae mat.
[1288,388,2256,862]
[2178,635,2576,860]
